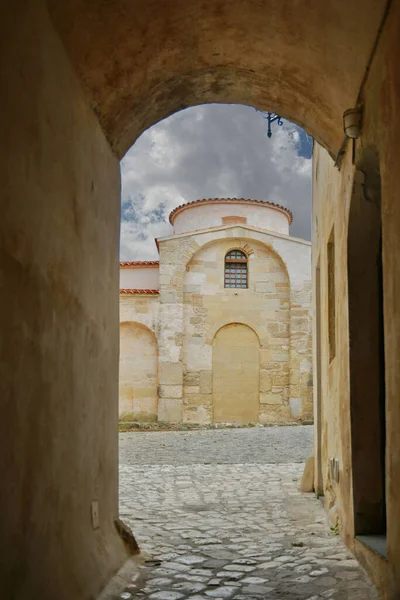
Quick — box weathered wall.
[48,0,386,158]
[120,294,160,331]
[312,2,400,595]
[119,295,160,420]
[155,226,312,424]
[0,3,127,599]
[119,322,158,421]
[183,236,291,424]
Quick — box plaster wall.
[119,295,160,420]
[312,4,400,594]
[0,3,127,599]
[173,202,290,236]
[120,294,160,331]
[119,322,158,421]
[120,267,160,290]
[48,0,386,157]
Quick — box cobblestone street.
[117,427,377,600]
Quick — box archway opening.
[2,2,397,599]
[117,103,318,598]
[348,148,387,550]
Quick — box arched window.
[224,250,248,288]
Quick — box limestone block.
[160,291,176,304]
[260,371,272,392]
[291,318,309,332]
[159,362,182,385]
[183,405,212,424]
[289,397,303,418]
[271,386,284,394]
[187,393,212,406]
[260,393,282,405]
[159,384,182,399]
[271,352,289,362]
[255,282,275,293]
[159,274,172,285]
[158,399,182,423]
[199,370,212,394]
[190,316,202,325]
[290,371,300,385]
[299,456,315,492]
[267,322,280,334]
[185,385,200,394]
[273,372,289,387]
[174,332,183,345]
[184,284,201,293]
[183,371,200,385]
[259,404,291,424]
[260,349,273,366]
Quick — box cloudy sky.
[120,104,313,260]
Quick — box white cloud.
[119,104,312,260]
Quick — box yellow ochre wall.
[119,322,158,422]
[119,226,312,426]
[213,323,260,423]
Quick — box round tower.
[169,197,293,235]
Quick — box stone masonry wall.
[119,226,312,425]
[183,236,291,424]
[158,225,312,424]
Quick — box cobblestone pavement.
[117,427,377,600]
[119,427,314,466]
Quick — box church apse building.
[120,198,312,425]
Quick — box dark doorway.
[315,257,324,495]
[348,148,386,544]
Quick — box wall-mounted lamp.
[343,107,362,139]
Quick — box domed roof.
[169,197,293,225]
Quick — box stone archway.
[212,323,260,424]
[119,322,158,422]
[2,2,399,599]
[48,0,387,159]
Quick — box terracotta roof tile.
[169,197,293,225]
[120,289,159,295]
[120,261,159,267]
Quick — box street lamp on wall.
[256,110,284,138]
[343,107,363,139]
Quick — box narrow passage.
[117,427,377,600]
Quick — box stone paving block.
[116,428,378,600]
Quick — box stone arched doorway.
[119,322,158,422]
[212,323,260,424]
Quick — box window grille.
[224,250,248,288]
